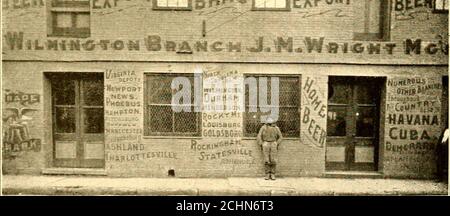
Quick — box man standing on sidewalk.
[257,117,283,180]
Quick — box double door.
[326,77,382,171]
[51,73,104,168]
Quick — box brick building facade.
[2,0,448,178]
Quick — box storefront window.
[145,74,201,136]
[244,76,300,137]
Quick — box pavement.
[2,175,448,196]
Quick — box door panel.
[51,73,104,168]
[326,77,381,171]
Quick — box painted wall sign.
[385,76,442,176]
[2,90,41,159]
[104,68,147,162]
[4,89,40,105]
[301,76,327,148]
[194,65,255,165]
[2,0,45,9]
[92,0,120,9]
[3,32,448,56]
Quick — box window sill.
[432,10,449,14]
[152,7,192,11]
[51,7,90,12]
[241,137,300,140]
[42,168,107,176]
[251,7,291,12]
[142,136,201,139]
[47,34,90,39]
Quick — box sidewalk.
[2,175,448,196]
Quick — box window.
[434,0,449,12]
[153,0,192,10]
[252,0,290,11]
[244,75,300,138]
[49,0,90,38]
[353,0,389,41]
[145,74,201,136]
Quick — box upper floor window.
[153,0,192,10]
[353,0,390,41]
[434,0,449,12]
[49,0,90,38]
[252,0,290,11]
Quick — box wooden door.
[51,73,104,168]
[326,77,381,171]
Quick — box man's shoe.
[270,174,276,180]
[265,174,270,180]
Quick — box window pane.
[254,0,287,8]
[56,13,73,28]
[75,13,90,28]
[167,0,178,7]
[353,1,366,32]
[244,111,262,136]
[157,0,189,7]
[83,79,103,106]
[328,82,349,104]
[355,83,378,105]
[280,77,299,91]
[178,0,189,7]
[148,105,173,133]
[368,0,381,34]
[275,0,286,7]
[327,106,346,136]
[356,107,376,137]
[280,91,298,106]
[56,107,76,133]
[147,75,194,104]
[53,0,90,7]
[278,107,299,137]
[279,77,299,106]
[147,76,173,104]
[245,107,299,137]
[54,79,75,105]
[174,108,198,133]
[265,0,276,7]
[83,108,104,133]
[254,0,265,7]
[436,0,444,9]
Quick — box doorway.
[49,73,104,168]
[326,76,383,171]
